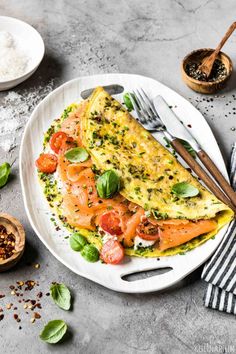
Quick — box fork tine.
[129,93,146,124]
[140,88,159,116]
[133,90,151,120]
[139,89,165,128]
[134,89,163,130]
[136,89,155,120]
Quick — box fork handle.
[197,149,236,206]
[170,138,236,213]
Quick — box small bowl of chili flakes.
[0,213,25,272]
[181,48,233,94]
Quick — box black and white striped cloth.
[202,143,236,315]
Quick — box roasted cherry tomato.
[136,221,159,241]
[49,131,68,154]
[99,211,123,235]
[100,239,124,264]
[35,153,58,173]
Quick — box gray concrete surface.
[0,0,236,353]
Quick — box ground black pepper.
[186,59,227,82]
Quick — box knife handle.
[197,149,236,206]
[170,138,236,213]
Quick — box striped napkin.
[202,143,236,314]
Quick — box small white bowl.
[0,16,45,91]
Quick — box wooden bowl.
[181,48,233,94]
[0,213,25,272]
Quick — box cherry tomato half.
[35,153,58,173]
[136,221,159,241]
[99,211,123,235]
[49,131,68,154]
[100,239,124,264]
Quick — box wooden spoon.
[198,22,236,78]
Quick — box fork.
[129,89,236,213]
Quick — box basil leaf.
[179,139,196,158]
[0,162,11,188]
[81,244,99,262]
[123,93,134,111]
[70,233,87,251]
[65,147,89,163]
[96,170,120,199]
[50,283,71,310]
[40,320,67,344]
[171,182,199,198]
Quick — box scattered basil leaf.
[40,319,67,344]
[96,170,120,199]
[50,283,71,310]
[65,147,89,163]
[70,233,87,252]
[0,162,11,188]
[179,139,196,158]
[123,93,134,111]
[81,244,99,262]
[171,182,199,198]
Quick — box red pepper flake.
[0,225,16,260]
[34,312,41,319]
[25,280,36,291]
[0,294,5,299]
[13,314,21,322]
[37,292,43,298]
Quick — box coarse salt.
[0,31,29,81]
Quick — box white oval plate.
[20,74,230,293]
[0,16,45,91]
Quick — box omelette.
[36,87,233,264]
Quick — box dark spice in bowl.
[0,225,16,260]
[186,59,227,82]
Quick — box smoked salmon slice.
[122,208,145,247]
[158,219,217,251]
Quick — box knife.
[153,95,236,208]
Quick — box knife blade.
[80,84,124,99]
[153,95,201,152]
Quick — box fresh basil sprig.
[96,170,120,199]
[70,233,87,252]
[171,182,199,198]
[39,319,67,344]
[65,147,89,163]
[50,283,71,310]
[0,162,11,188]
